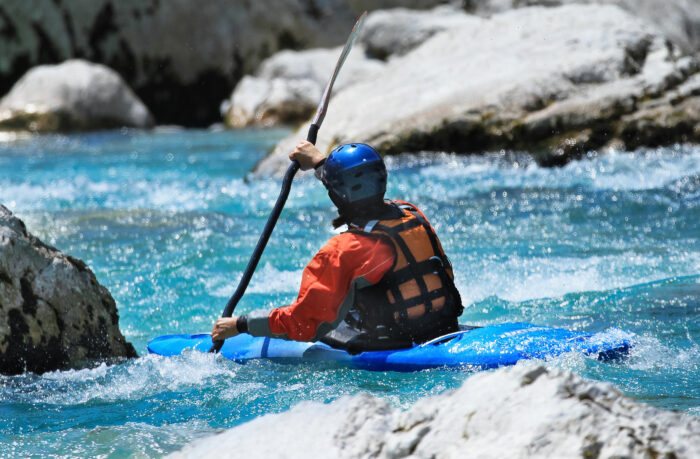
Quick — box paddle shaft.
[209,125,318,353]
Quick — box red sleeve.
[267,232,395,341]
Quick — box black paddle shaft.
[209,125,318,352]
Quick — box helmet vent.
[351,184,362,191]
[351,144,357,148]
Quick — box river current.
[1,129,698,457]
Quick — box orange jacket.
[242,231,395,341]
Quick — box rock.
[254,4,700,176]
[464,0,700,55]
[0,59,153,132]
[620,95,700,149]
[169,364,700,458]
[0,204,137,375]
[0,0,447,127]
[360,6,482,60]
[224,6,483,129]
[223,47,385,128]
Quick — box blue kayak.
[147,322,632,372]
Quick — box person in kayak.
[212,141,463,353]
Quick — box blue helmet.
[321,143,387,208]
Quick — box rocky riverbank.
[170,364,700,458]
[0,205,137,375]
[0,0,446,126]
[251,3,700,176]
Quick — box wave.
[386,144,700,194]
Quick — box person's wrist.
[314,158,326,169]
[236,315,248,334]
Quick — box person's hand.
[212,317,239,341]
[289,140,325,170]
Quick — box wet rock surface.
[253,4,700,176]
[0,0,446,126]
[0,59,153,132]
[0,205,137,375]
[170,364,700,458]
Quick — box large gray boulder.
[223,6,480,128]
[0,205,137,375]
[360,5,482,60]
[223,47,385,128]
[170,364,700,458]
[464,0,700,55]
[0,59,153,132]
[0,0,448,126]
[253,4,700,176]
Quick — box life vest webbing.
[410,211,450,273]
[372,217,438,316]
[348,202,460,332]
[409,209,463,310]
[373,218,421,234]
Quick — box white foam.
[454,251,698,306]
[35,352,248,405]
[396,145,700,195]
[203,263,302,300]
[247,263,302,294]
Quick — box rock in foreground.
[171,364,700,459]
[0,205,137,375]
[0,60,153,132]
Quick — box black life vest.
[320,202,463,353]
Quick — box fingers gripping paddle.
[210,11,367,353]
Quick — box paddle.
[210,11,368,353]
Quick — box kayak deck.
[147,322,632,372]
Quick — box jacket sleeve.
[242,232,395,341]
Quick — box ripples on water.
[1,130,698,456]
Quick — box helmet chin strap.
[327,189,349,212]
[328,188,387,228]
[328,189,353,228]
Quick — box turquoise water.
[1,129,698,457]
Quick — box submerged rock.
[170,364,700,458]
[0,205,137,375]
[0,59,153,132]
[254,4,700,176]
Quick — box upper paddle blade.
[311,11,367,127]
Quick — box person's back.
[211,142,462,353]
[321,199,463,353]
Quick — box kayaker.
[212,141,463,353]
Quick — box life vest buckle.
[428,256,443,274]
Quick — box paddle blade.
[311,11,367,128]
